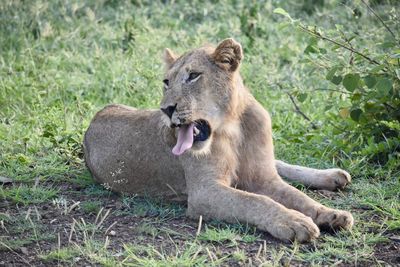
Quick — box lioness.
[84,38,353,242]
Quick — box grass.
[81,200,102,214]
[0,214,55,251]
[122,243,215,267]
[0,184,59,205]
[0,0,399,266]
[120,195,186,219]
[198,225,259,245]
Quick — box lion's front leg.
[275,160,351,191]
[186,181,319,242]
[255,178,354,231]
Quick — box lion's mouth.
[172,119,211,156]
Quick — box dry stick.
[68,220,76,243]
[286,92,318,129]
[196,215,203,236]
[361,0,399,45]
[104,221,118,236]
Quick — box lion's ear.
[212,38,243,72]
[163,48,177,69]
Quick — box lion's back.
[83,104,186,199]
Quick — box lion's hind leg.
[275,160,351,191]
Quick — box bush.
[274,2,400,168]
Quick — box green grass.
[81,200,102,214]
[122,243,216,267]
[120,196,186,219]
[0,214,55,251]
[198,225,259,245]
[0,0,399,265]
[0,184,58,205]
[39,247,80,264]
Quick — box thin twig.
[286,92,318,129]
[383,102,396,110]
[337,28,355,65]
[314,88,351,94]
[274,83,318,129]
[361,0,399,45]
[298,24,381,66]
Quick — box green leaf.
[326,67,339,81]
[342,73,360,92]
[331,75,342,85]
[375,78,392,95]
[273,8,289,16]
[304,45,318,54]
[16,154,30,164]
[380,41,396,49]
[277,21,291,30]
[364,75,377,88]
[364,100,376,111]
[297,93,308,102]
[319,48,327,54]
[370,65,385,73]
[273,8,293,22]
[351,92,362,101]
[335,24,344,31]
[350,109,363,122]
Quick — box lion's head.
[160,38,245,156]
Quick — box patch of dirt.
[0,181,398,266]
[373,239,400,266]
[0,181,275,266]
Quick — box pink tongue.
[172,123,194,156]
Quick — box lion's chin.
[171,119,211,156]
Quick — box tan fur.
[84,38,354,242]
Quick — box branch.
[286,92,318,130]
[274,83,318,129]
[298,24,382,66]
[314,88,351,94]
[361,0,399,45]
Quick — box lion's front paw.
[315,208,354,231]
[270,212,320,243]
[321,169,351,191]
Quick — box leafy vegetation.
[0,0,399,266]
[274,2,400,168]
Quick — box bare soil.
[0,181,399,267]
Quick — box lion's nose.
[161,104,177,119]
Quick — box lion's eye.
[163,79,169,87]
[187,72,201,82]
